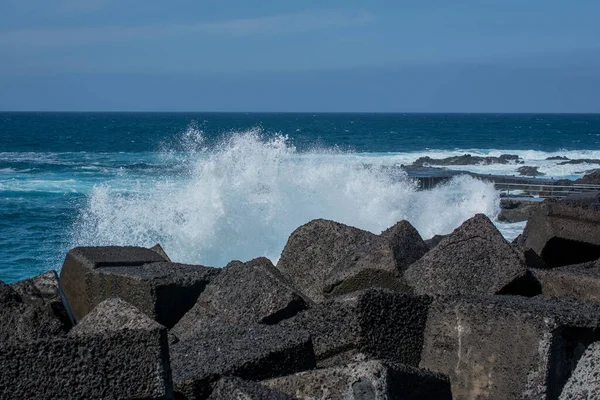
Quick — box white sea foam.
[71,128,501,267]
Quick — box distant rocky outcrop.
[517,165,545,176]
[411,153,521,167]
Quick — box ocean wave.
[71,128,500,267]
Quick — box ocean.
[2,112,600,283]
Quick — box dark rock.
[420,295,600,400]
[558,159,600,165]
[412,153,521,167]
[280,289,431,368]
[521,200,600,267]
[264,360,452,400]
[150,243,172,262]
[547,156,569,160]
[0,306,173,399]
[575,169,600,184]
[11,270,72,326]
[69,297,165,336]
[559,341,600,399]
[171,257,310,342]
[60,246,219,328]
[517,165,545,176]
[498,199,539,222]
[276,219,405,303]
[561,191,600,205]
[424,234,449,249]
[405,214,528,295]
[379,220,429,271]
[512,244,548,270]
[170,324,316,400]
[531,259,600,302]
[208,377,293,400]
[0,278,71,345]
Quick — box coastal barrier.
[1,199,600,399]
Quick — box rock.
[280,289,431,368]
[208,377,293,400]
[512,244,548,270]
[276,219,410,303]
[561,191,600,205]
[69,297,165,336]
[170,324,316,400]
[531,260,600,302]
[498,199,539,222]
[521,200,600,267]
[150,243,172,262]
[420,295,600,400]
[60,246,219,328]
[424,234,449,249]
[559,341,600,399]
[379,220,429,271]
[0,303,173,399]
[558,159,600,165]
[517,165,545,176]
[411,153,521,167]
[575,170,600,184]
[0,278,71,345]
[11,270,72,325]
[405,214,528,296]
[171,257,310,341]
[264,360,452,400]
[547,156,569,160]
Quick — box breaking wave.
[71,127,499,267]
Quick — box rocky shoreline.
[2,198,600,399]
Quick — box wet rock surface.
[517,165,545,176]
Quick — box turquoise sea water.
[2,112,600,282]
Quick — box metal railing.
[496,182,600,199]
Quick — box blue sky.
[1,1,600,112]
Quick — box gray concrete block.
[69,297,166,336]
[264,360,452,400]
[170,324,316,400]
[532,260,600,302]
[171,257,310,341]
[379,220,429,271]
[276,219,409,303]
[0,322,173,399]
[560,341,600,399]
[207,377,293,400]
[0,278,71,345]
[60,246,219,328]
[420,295,600,400]
[522,200,600,267]
[405,214,528,296]
[280,289,431,368]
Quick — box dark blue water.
[2,112,600,283]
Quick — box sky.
[1,1,600,112]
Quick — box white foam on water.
[71,128,501,267]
